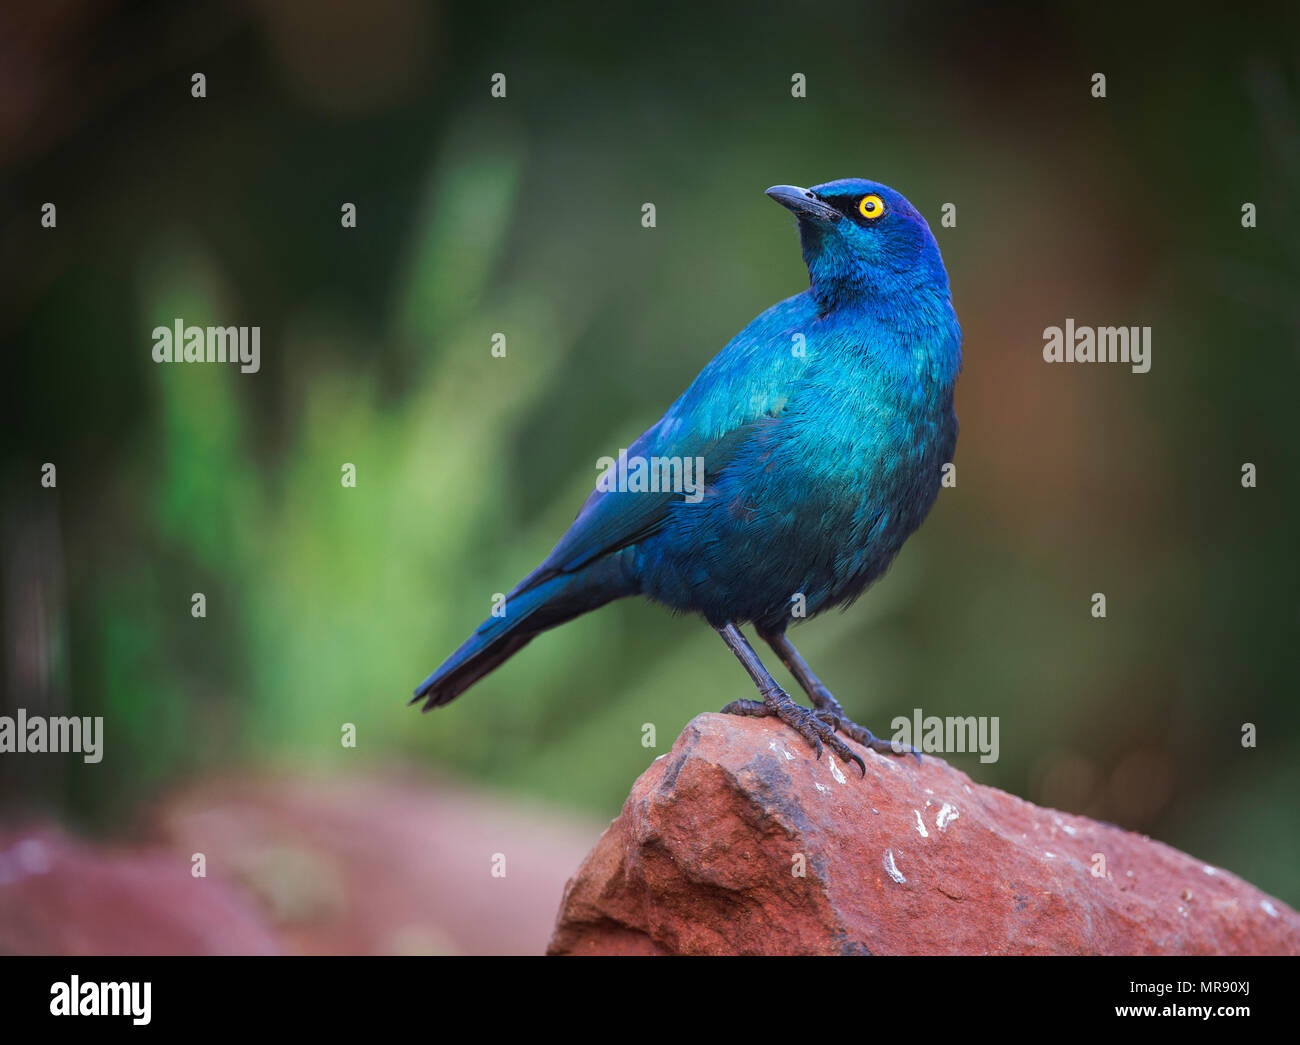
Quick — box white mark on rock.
[1261,900,1279,918]
[1202,865,1218,876]
[936,804,960,831]
[1043,852,1056,859]
[827,755,847,785]
[963,784,972,794]
[1061,823,1077,836]
[768,740,795,761]
[814,782,828,794]
[883,848,906,884]
[914,811,929,838]
[924,788,934,795]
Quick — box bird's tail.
[412,553,637,711]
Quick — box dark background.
[2,0,1297,937]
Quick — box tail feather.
[413,555,636,711]
[412,630,536,710]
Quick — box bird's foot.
[811,694,920,764]
[721,690,866,778]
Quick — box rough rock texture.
[549,714,1300,955]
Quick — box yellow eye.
[858,194,885,220]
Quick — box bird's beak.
[765,184,841,224]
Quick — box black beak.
[765,184,841,224]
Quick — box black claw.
[721,697,768,717]
[718,686,896,779]
[874,731,921,763]
[822,717,920,767]
[824,733,866,778]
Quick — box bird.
[413,178,961,777]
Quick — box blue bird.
[414,178,961,776]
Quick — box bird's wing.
[515,295,812,593]
[537,415,766,576]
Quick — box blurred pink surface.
[0,770,605,956]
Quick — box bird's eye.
[858,194,885,220]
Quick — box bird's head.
[766,178,949,309]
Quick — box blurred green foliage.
[2,2,1297,904]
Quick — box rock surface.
[548,714,1300,955]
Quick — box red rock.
[548,713,1300,955]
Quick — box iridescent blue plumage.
[414,178,961,774]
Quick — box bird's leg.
[715,622,865,777]
[760,629,919,762]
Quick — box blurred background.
[1,0,1298,953]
